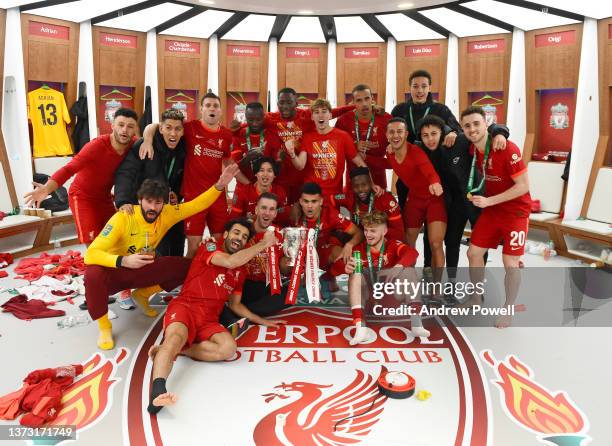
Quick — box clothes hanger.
[166,91,195,103]
[472,93,504,106]
[100,88,133,100]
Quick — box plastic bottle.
[57,314,92,329]
[543,240,556,260]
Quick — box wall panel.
[218,40,268,127]
[92,26,145,134]
[396,40,448,104]
[278,43,327,106]
[459,33,512,125]
[524,24,583,162]
[336,43,386,106]
[157,34,208,120]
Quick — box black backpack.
[33,173,69,212]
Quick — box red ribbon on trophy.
[285,238,307,305]
[284,227,320,304]
[265,227,282,296]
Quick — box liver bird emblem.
[253,366,388,445]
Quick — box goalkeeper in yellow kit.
[84,164,239,350]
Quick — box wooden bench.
[0,157,79,258]
[552,167,612,263]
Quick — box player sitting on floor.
[147,218,285,414]
[330,211,430,344]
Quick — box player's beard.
[141,208,160,223]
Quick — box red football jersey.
[301,204,353,248]
[179,243,246,302]
[335,111,391,188]
[387,143,441,201]
[330,191,403,241]
[330,238,418,276]
[302,128,358,197]
[230,128,282,182]
[229,183,289,223]
[265,105,355,194]
[51,134,133,200]
[472,140,531,217]
[244,229,284,282]
[181,120,232,198]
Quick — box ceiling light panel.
[96,2,191,33]
[335,16,384,43]
[221,13,276,41]
[376,13,445,41]
[418,7,510,37]
[462,1,580,31]
[280,16,326,43]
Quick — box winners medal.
[466,137,491,199]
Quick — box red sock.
[351,306,363,325]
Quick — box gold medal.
[467,192,472,199]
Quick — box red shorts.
[470,209,529,256]
[69,194,116,243]
[403,195,447,229]
[317,237,343,270]
[163,298,227,349]
[183,192,229,236]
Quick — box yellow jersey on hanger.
[27,87,73,157]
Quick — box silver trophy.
[282,227,309,266]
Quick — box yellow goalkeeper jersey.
[85,185,223,268]
[27,87,72,157]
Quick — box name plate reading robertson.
[405,44,440,57]
[227,45,260,57]
[29,21,69,40]
[165,40,200,54]
[344,47,379,58]
[100,32,137,48]
[468,39,506,54]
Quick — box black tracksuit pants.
[220,280,290,326]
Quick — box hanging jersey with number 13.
[27,87,72,158]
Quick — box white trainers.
[411,326,430,338]
[350,322,372,346]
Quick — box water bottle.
[57,314,92,329]
[543,240,555,260]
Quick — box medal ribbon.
[246,127,265,152]
[353,192,374,225]
[354,111,375,143]
[409,105,430,136]
[467,137,491,196]
[366,241,385,285]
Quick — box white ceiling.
[180,0,449,16]
[96,2,192,33]
[160,9,234,39]
[6,0,611,44]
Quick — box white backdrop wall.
[564,17,601,221]
[2,8,31,205]
[145,29,160,124]
[77,21,98,139]
[444,33,459,118]
[506,27,527,152]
